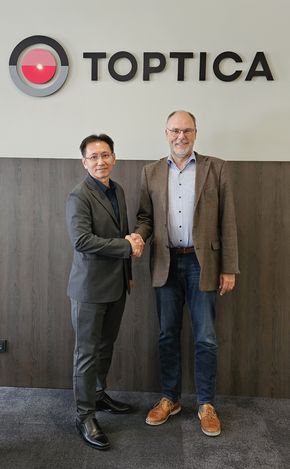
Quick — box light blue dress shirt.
[167,153,196,248]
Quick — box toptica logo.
[9,36,274,97]
[9,35,69,97]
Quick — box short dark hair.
[79,134,114,157]
[166,110,196,128]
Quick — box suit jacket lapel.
[157,158,169,216]
[84,175,119,226]
[194,153,211,209]
[115,184,126,233]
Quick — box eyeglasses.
[166,128,196,136]
[84,152,113,161]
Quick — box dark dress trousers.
[66,174,131,420]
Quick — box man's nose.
[176,131,188,141]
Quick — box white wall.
[1,0,289,160]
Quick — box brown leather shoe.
[198,403,221,436]
[145,397,181,426]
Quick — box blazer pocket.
[211,240,221,250]
[81,253,107,261]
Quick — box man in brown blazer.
[134,110,239,436]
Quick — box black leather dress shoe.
[76,417,110,450]
[95,392,133,414]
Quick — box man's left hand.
[219,273,235,296]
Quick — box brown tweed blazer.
[135,153,239,291]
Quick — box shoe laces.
[201,404,217,421]
[157,397,173,410]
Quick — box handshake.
[125,233,145,257]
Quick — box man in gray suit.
[133,110,239,436]
[66,134,142,450]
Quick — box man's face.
[82,140,116,184]
[165,112,196,160]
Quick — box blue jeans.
[155,250,217,404]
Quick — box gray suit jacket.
[135,154,239,291]
[66,175,131,303]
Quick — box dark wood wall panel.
[215,162,290,398]
[0,159,289,398]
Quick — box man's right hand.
[125,233,145,257]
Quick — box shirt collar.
[167,151,196,169]
[88,174,115,193]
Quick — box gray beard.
[173,146,191,158]
[174,151,188,158]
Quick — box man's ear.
[82,158,87,170]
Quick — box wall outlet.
[0,339,8,352]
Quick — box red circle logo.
[9,36,69,97]
[21,48,57,84]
